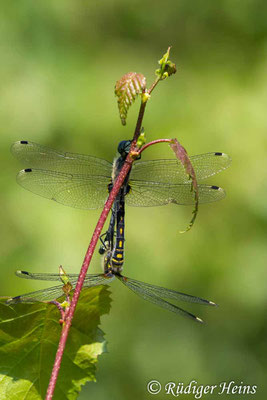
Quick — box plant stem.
[45,65,170,398]
[132,101,147,144]
[147,77,160,95]
[45,166,130,399]
[45,98,148,400]
[138,138,173,155]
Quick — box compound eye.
[117,140,131,155]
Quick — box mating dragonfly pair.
[7,140,231,322]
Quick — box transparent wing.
[16,168,111,209]
[11,141,112,176]
[13,270,110,285]
[130,152,231,183]
[6,284,74,304]
[117,276,216,305]
[126,182,225,207]
[6,272,114,304]
[117,275,205,322]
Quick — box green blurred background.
[1,1,267,399]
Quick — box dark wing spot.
[215,152,223,156]
[211,185,219,190]
[24,168,32,173]
[20,140,28,144]
[20,270,29,275]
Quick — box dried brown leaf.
[170,139,199,232]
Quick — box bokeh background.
[1,1,267,399]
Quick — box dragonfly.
[7,181,219,324]
[11,140,231,211]
[11,140,231,267]
[6,190,218,322]
[6,254,217,323]
[7,172,217,323]
[6,199,218,323]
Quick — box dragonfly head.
[117,140,132,159]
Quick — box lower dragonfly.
[6,198,216,323]
[6,265,216,324]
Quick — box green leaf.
[115,72,146,125]
[156,47,177,79]
[0,286,112,399]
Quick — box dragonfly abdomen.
[111,210,125,272]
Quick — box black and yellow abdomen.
[111,201,126,272]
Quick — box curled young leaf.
[156,47,177,79]
[164,60,177,77]
[115,72,146,125]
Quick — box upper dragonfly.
[11,140,231,210]
[11,140,231,268]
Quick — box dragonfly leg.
[99,206,116,254]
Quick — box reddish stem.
[138,138,173,155]
[45,158,133,399]
[132,101,147,144]
[45,106,148,400]
[147,77,160,95]
[45,73,167,399]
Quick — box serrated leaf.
[170,139,199,232]
[0,286,112,400]
[115,72,146,125]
